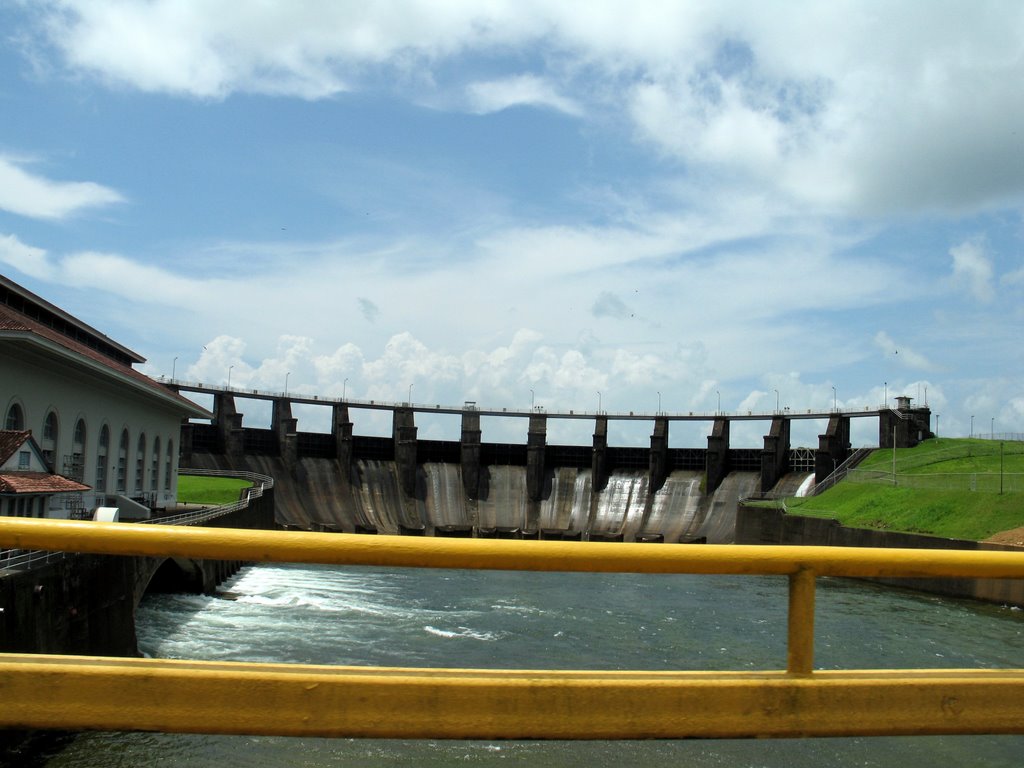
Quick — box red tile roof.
[0,303,209,418]
[0,471,91,494]
[0,430,30,465]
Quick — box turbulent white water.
[42,561,1024,767]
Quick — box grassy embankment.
[176,475,251,506]
[780,438,1024,541]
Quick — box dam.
[170,384,932,541]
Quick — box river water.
[44,563,1024,767]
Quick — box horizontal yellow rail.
[3,655,1024,739]
[3,516,1024,578]
[2,517,1023,740]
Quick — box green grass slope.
[176,475,251,506]
[783,438,1024,541]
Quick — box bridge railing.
[1,518,1023,740]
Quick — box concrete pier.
[272,398,298,467]
[527,414,546,502]
[393,408,418,497]
[213,393,244,457]
[760,417,791,493]
[333,404,353,472]
[592,416,608,492]
[879,396,932,449]
[815,415,851,483]
[649,417,669,493]
[706,418,730,493]
[461,410,482,499]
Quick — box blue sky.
[2,1,1023,448]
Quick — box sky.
[2,1,1023,448]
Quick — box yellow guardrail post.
[787,568,816,675]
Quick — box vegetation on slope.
[782,438,1024,541]
[176,475,251,506]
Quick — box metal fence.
[848,468,1024,493]
[0,469,273,572]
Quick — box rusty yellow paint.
[787,569,816,674]
[2,516,1024,579]
[2,654,1024,739]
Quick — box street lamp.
[530,389,535,409]
[992,417,995,440]
[774,389,779,413]
[716,390,721,415]
[597,391,602,414]
[883,381,887,408]
[227,365,233,389]
[408,383,414,405]
[172,356,178,380]
[657,391,662,414]
[343,378,348,400]
[832,386,837,411]
[971,415,974,438]
[935,414,939,438]
[285,371,290,396]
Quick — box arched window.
[41,411,59,470]
[71,418,86,482]
[5,403,24,431]
[117,429,129,493]
[152,437,161,493]
[96,426,109,493]
[135,433,146,493]
[165,440,174,491]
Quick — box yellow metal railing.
[2,516,1024,739]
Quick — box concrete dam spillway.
[186,453,811,543]
[172,386,928,543]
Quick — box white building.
[0,275,209,519]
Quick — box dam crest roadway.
[165,379,889,421]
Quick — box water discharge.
[43,562,1024,767]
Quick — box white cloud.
[31,2,1024,216]
[0,156,123,219]
[950,237,995,302]
[60,251,220,304]
[0,233,53,278]
[466,74,582,116]
[873,331,933,371]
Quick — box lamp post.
[172,356,178,380]
[774,389,779,414]
[971,415,974,438]
[657,391,661,414]
[597,391,602,414]
[935,414,939,438]
[991,417,995,440]
[883,381,887,408]
[285,371,290,397]
[227,365,233,389]
[832,385,837,412]
[716,390,720,415]
[530,389,535,410]
[408,383,414,405]
[343,378,348,400]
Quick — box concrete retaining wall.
[0,487,275,656]
[736,504,1024,607]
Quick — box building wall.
[2,349,185,515]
